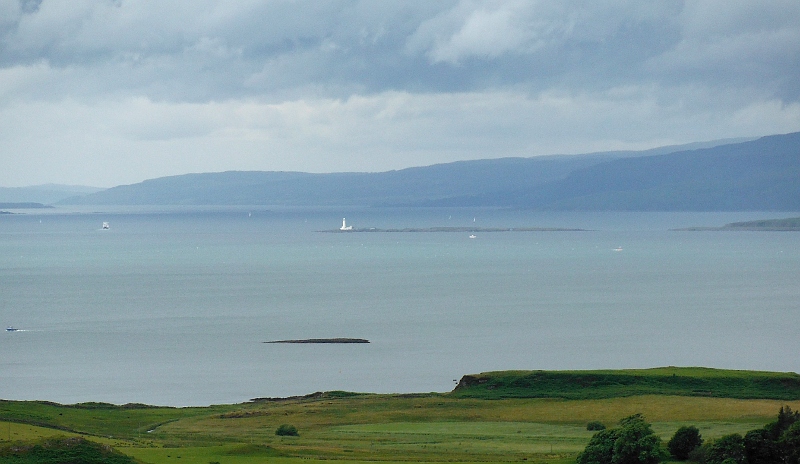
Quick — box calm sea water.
[1,207,799,406]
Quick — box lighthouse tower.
[340,218,353,231]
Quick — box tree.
[779,421,800,464]
[705,434,746,464]
[745,427,779,464]
[777,406,800,436]
[745,405,800,464]
[668,425,703,461]
[577,428,620,464]
[612,415,665,464]
[576,414,665,464]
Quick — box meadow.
[2,368,799,464]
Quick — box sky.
[1,1,799,188]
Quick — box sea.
[1,207,799,406]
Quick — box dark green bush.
[275,424,299,436]
[668,425,703,460]
[587,421,606,431]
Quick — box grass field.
[2,368,799,464]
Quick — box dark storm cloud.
[4,1,796,100]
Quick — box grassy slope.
[2,368,800,463]
[0,400,237,439]
[451,367,800,400]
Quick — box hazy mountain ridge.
[514,132,800,210]
[0,184,103,204]
[60,155,609,206]
[57,134,799,211]
[415,133,800,210]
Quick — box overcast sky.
[1,1,799,187]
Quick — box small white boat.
[102,222,110,230]
[469,234,476,239]
[613,246,623,252]
[6,327,19,332]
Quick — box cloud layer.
[1,0,799,187]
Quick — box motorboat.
[6,327,19,332]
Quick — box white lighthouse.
[340,218,353,231]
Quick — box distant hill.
[59,133,798,211]
[59,155,613,206]
[0,184,104,204]
[434,132,800,210]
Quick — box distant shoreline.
[319,226,588,233]
[677,227,800,231]
[0,202,53,209]
[674,216,800,231]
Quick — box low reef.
[264,338,370,344]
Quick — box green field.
[2,368,799,464]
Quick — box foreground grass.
[3,394,798,464]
